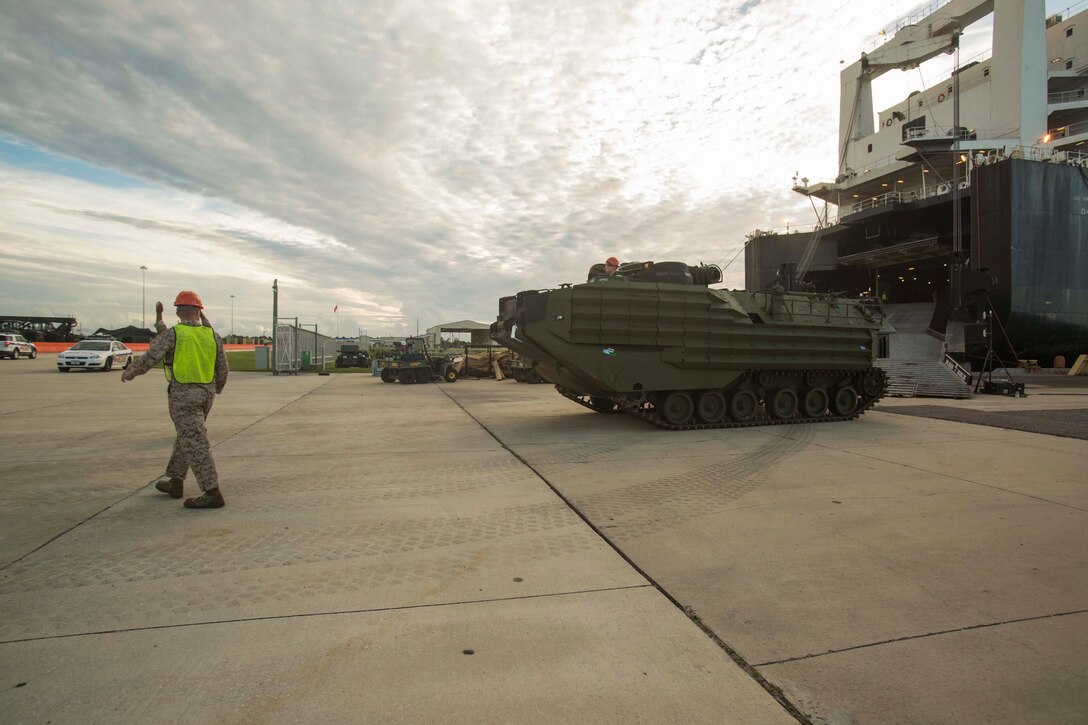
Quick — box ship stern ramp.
[877,302,974,398]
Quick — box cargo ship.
[746,0,1087,373]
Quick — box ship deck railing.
[1047,1,1088,30]
[1049,119,1088,140]
[849,124,1013,174]
[748,221,838,239]
[920,49,993,90]
[846,145,1088,215]
[863,0,1087,58]
[1048,88,1088,104]
[862,0,953,53]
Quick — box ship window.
[918,99,924,107]
[1066,59,1074,70]
[1066,27,1073,37]
[983,67,990,77]
[867,143,873,153]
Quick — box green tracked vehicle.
[490,261,894,429]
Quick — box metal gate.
[274,320,300,375]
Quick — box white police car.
[57,339,134,372]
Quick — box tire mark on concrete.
[572,426,817,542]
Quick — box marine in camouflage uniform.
[123,293,229,509]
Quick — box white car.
[58,339,134,372]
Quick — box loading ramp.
[876,303,973,399]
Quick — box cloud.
[1,0,947,335]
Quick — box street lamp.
[230,294,235,340]
[140,266,148,328]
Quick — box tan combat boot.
[152,475,184,499]
[183,488,225,509]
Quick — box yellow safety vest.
[169,325,216,384]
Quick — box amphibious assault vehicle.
[490,261,894,429]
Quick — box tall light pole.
[140,265,148,328]
[230,294,235,340]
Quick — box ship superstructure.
[747,0,1088,369]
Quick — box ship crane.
[838,0,998,177]
[794,0,1049,290]
[793,0,988,286]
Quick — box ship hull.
[748,158,1088,364]
[973,159,1088,359]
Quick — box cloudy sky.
[0,0,1041,337]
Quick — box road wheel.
[661,391,694,425]
[770,388,798,419]
[444,366,458,383]
[11,349,19,360]
[29,349,37,359]
[802,388,828,417]
[862,369,884,398]
[380,368,395,383]
[588,396,614,413]
[103,357,113,371]
[696,391,726,424]
[831,386,859,416]
[123,356,132,369]
[729,390,758,422]
[59,367,70,372]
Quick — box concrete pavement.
[444,375,1088,724]
[2,356,1086,723]
[0,357,791,724]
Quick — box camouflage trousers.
[165,383,219,492]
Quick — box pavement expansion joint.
[0,395,108,416]
[0,583,654,646]
[0,484,148,573]
[437,385,811,725]
[209,375,334,451]
[753,607,1088,667]
[841,449,1088,513]
[0,378,333,573]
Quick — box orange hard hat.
[605,257,619,266]
[173,290,204,309]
